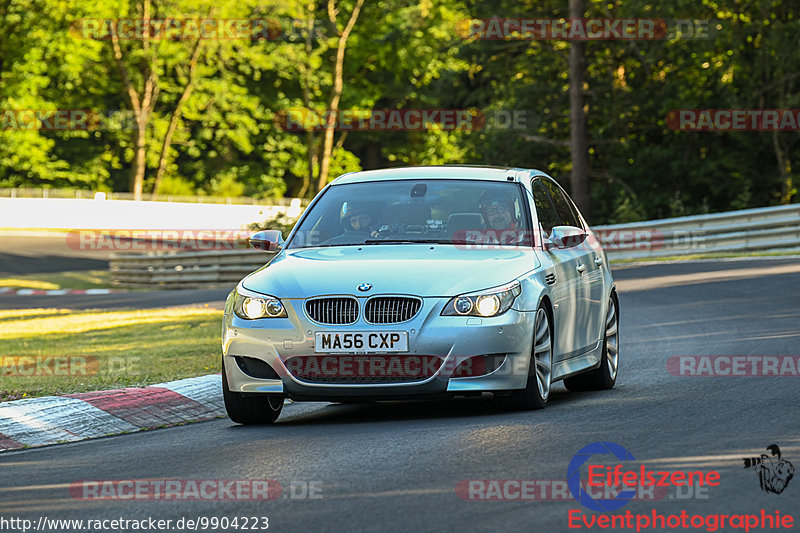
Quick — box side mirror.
[546,225,587,250]
[249,230,284,252]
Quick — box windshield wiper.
[363,239,454,245]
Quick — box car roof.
[330,165,547,185]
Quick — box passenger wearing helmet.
[476,190,527,245]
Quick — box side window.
[566,197,584,228]
[542,180,582,229]
[531,180,559,237]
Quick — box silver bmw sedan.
[221,166,619,423]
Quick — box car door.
[530,178,585,362]
[562,188,606,347]
[541,179,603,352]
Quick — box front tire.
[222,357,283,424]
[564,293,619,391]
[496,305,552,411]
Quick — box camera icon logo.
[742,444,794,494]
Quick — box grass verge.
[0,306,222,401]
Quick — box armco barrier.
[594,204,800,260]
[109,204,800,288]
[110,250,275,289]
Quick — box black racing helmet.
[340,200,378,232]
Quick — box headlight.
[233,289,287,319]
[441,281,522,317]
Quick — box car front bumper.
[222,291,535,400]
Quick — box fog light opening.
[234,356,280,379]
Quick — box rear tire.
[564,294,619,392]
[496,305,552,411]
[222,357,283,424]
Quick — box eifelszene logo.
[567,441,721,512]
[742,444,795,494]
[567,441,637,511]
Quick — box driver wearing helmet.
[322,200,388,245]
[340,201,379,236]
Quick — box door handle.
[576,263,586,274]
[595,256,603,267]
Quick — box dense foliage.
[1,0,797,223]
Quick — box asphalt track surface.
[0,233,231,309]
[1,258,799,532]
[0,235,112,276]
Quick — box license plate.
[314,331,408,353]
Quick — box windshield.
[288,179,532,249]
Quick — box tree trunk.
[568,0,591,221]
[365,143,380,169]
[316,0,365,194]
[773,130,794,204]
[152,39,203,197]
[131,120,147,199]
[298,2,317,199]
[299,132,317,199]
[111,0,157,201]
[129,76,156,201]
